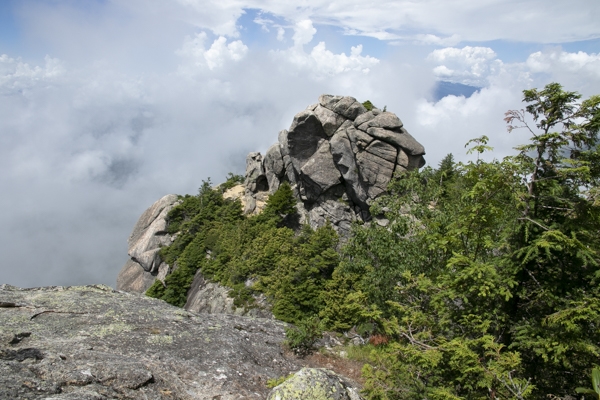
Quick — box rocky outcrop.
[267,368,363,400]
[243,95,425,236]
[0,284,304,399]
[185,271,272,319]
[117,95,425,314]
[116,194,180,293]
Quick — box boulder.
[0,284,304,399]
[267,368,363,400]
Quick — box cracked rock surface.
[0,284,303,399]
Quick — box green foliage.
[146,180,341,326]
[219,172,244,191]
[266,373,295,389]
[363,100,375,111]
[284,315,325,356]
[576,367,600,399]
[143,83,600,399]
[333,83,600,399]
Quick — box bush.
[284,315,325,356]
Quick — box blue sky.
[0,0,599,288]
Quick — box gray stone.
[364,127,425,156]
[346,125,374,153]
[364,139,397,164]
[356,141,396,199]
[278,130,299,188]
[396,148,426,171]
[332,97,367,120]
[330,130,368,208]
[0,284,305,400]
[264,143,285,193]
[287,110,327,173]
[267,368,363,400]
[318,94,344,109]
[357,111,403,131]
[306,199,357,238]
[117,194,179,292]
[395,128,426,156]
[353,111,375,127]
[300,141,342,200]
[319,95,367,121]
[245,152,268,192]
[185,270,272,319]
[313,105,346,137]
[116,260,169,294]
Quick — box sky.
[1,0,599,288]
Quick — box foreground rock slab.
[0,284,303,399]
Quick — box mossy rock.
[267,368,362,400]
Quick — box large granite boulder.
[267,368,363,400]
[116,194,179,293]
[0,284,305,399]
[244,95,426,235]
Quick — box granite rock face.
[0,284,303,400]
[267,368,363,400]
[116,194,180,293]
[243,95,426,236]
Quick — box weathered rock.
[117,194,179,292]
[185,270,272,318]
[0,284,303,400]
[267,368,363,400]
[117,260,170,294]
[396,148,426,171]
[330,130,368,208]
[319,95,367,121]
[242,94,426,236]
[346,124,374,153]
[313,105,346,137]
[263,144,285,193]
[300,141,342,201]
[286,110,327,173]
[356,141,396,199]
[357,111,403,131]
[245,152,268,193]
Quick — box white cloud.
[292,19,317,47]
[276,26,286,41]
[272,42,380,79]
[428,46,504,86]
[0,55,65,95]
[521,50,600,96]
[176,33,248,72]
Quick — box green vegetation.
[147,84,600,399]
[362,100,375,111]
[147,180,340,323]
